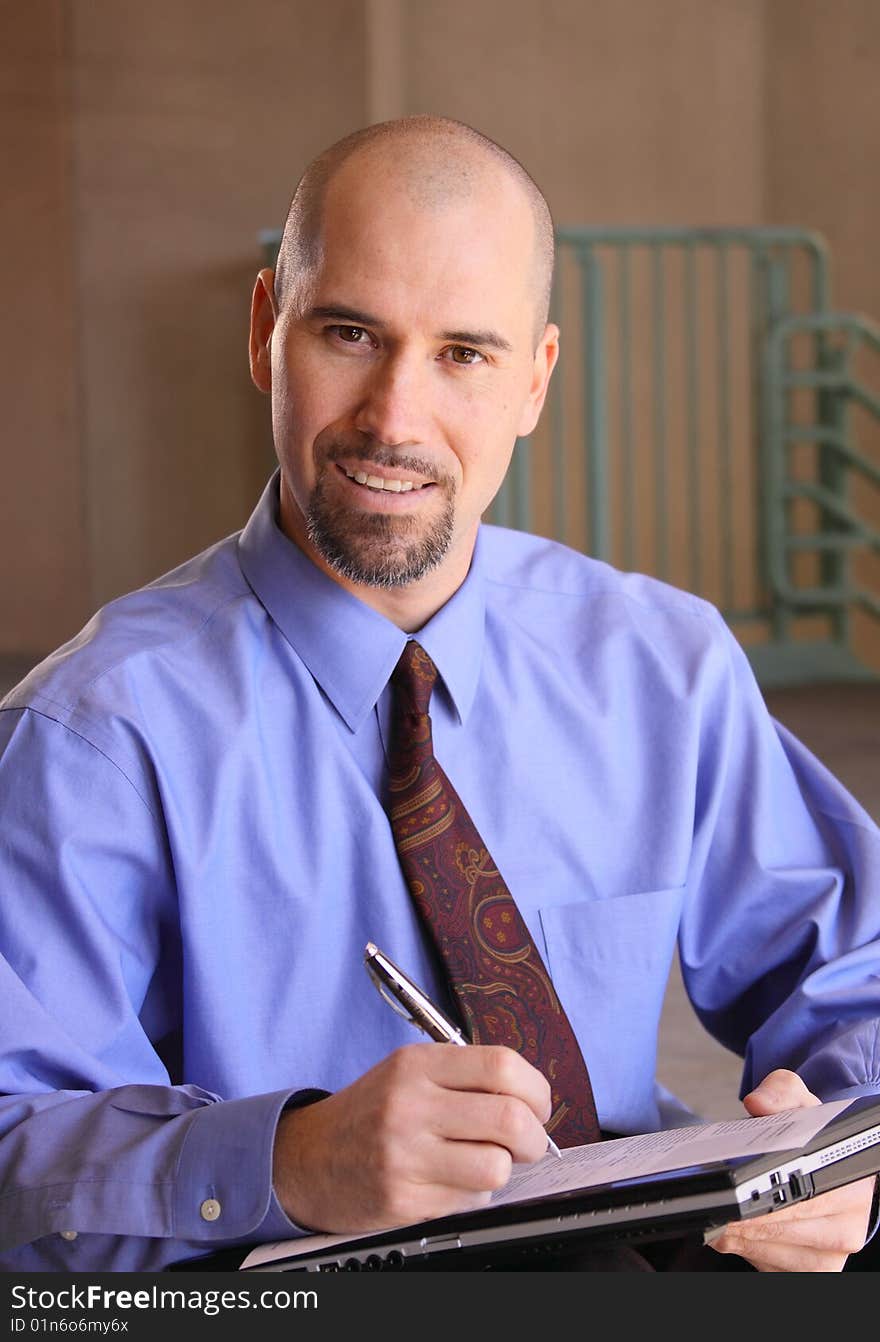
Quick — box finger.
[418,1042,554,1123]
[709,1217,855,1273]
[415,1137,516,1196]
[429,1088,552,1165]
[715,1207,862,1249]
[742,1068,820,1117]
[708,1195,872,1272]
[373,1046,552,1166]
[712,1233,850,1273]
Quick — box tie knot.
[391,640,437,717]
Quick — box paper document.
[241,1100,848,1270]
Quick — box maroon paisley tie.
[386,640,600,1148]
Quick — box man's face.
[252,158,557,602]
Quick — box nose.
[353,352,426,447]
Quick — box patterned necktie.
[385,640,601,1148]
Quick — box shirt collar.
[237,470,486,732]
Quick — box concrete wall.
[1,4,87,652]
[2,0,365,651]
[2,0,878,662]
[405,0,766,227]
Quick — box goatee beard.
[305,459,456,589]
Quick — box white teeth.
[343,467,426,492]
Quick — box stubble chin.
[305,481,455,590]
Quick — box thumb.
[742,1067,820,1118]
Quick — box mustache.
[321,438,455,488]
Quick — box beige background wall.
[2,4,87,654]
[2,0,878,661]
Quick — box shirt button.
[199,1198,222,1222]
[60,1230,78,1241]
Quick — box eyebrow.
[305,304,514,354]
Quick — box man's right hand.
[272,1043,554,1233]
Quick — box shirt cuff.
[173,1088,326,1243]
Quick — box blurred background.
[2,0,878,1116]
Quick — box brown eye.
[449,346,482,365]
[336,326,366,343]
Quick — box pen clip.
[364,942,467,1044]
[364,957,423,1028]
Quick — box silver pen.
[364,941,563,1159]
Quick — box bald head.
[273,116,555,346]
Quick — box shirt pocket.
[539,887,684,1133]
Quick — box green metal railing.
[758,311,880,682]
[490,227,878,684]
[259,225,879,684]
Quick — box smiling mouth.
[339,465,435,494]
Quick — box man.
[0,116,878,1273]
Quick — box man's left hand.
[707,1069,876,1271]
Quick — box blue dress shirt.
[1,470,879,1271]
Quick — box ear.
[516,323,560,438]
[249,267,278,393]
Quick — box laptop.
[239,1094,880,1273]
